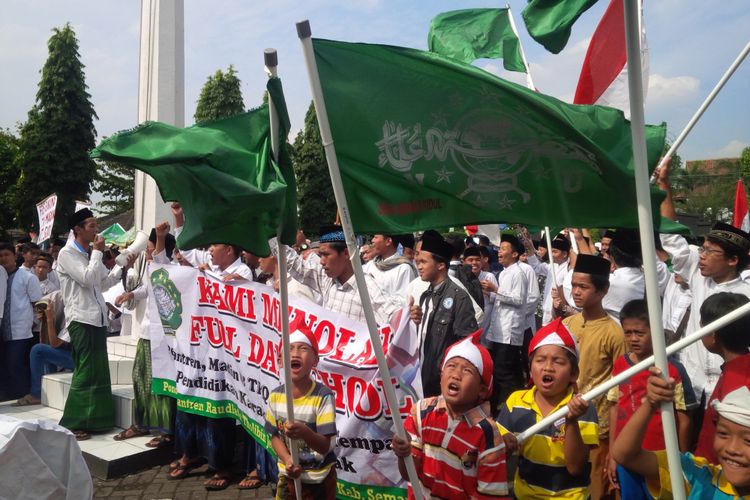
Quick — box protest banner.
[147,263,419,499]
[35,194,57,244]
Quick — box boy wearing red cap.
[392,331,511,499]
[264,328,337,499]
[498,319,599,499]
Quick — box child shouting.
[613,368,750,497]
[498,318,599,499]
[606,299,692,498]
[392,330,511,499]
[264,328,337,499]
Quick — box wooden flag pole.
[296,20,426,500]
[265,49,302,500]
[623,1,686,497]
[506,4,536,91]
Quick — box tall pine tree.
[194,65,244,123]
[292,102,336,235]
[17,24,97,236]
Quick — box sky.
[2,0,749,207]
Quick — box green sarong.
[133,338,175,433]
[59,321,115,432]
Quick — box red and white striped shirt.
[404,396,509,499]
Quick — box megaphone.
[115,230,149,266]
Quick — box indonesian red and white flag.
[573,0,649,117]
[733,179,750,232]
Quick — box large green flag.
[312,38,674,234]
[428,8,525,72]
[522,0,599,54]
[91,78,296,257]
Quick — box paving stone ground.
[93,463,275,499]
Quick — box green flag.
[522,0,599,54]
[428,8,525,72]
[312,38,677,234]
[91,78,296,257]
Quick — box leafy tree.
[92,159,134,215]
[194,65,244,123]
[673,157,741,222]
[292,102,336,235]
[741,146,750,178]
[16,24,97,234]
[0,129,21,234]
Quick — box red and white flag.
[573,0,648,117]
[733,179,750,232]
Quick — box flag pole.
[506,4,536,90]
[623,1,685,497]
[296,20,426,500]
[543,226,559,303]
[517,300,750,442]
[264,48,302,500]
[655,40,750,173]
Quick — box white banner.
[147,263,420,499]
[35,194,57,244]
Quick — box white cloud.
[646,74,700,105]
[713,139,749,158]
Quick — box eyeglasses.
[698,246,725,257]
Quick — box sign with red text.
[36,194,57,244]
[147,263,418,499]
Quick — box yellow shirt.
[564,313,626,438]
[498,387,599,499]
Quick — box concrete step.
[106,335,139,359]
[42,372,135,430]
[0,402,172,479]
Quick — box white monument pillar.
[127,0,184,338]
[135,0,184,232]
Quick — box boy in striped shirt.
[498,318,599,499]
[392,330,511,499]
[265,328,337,499]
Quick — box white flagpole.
[296,20,426,500]
[517,300,750,442]
[543,226,558,300]
[506,4,536,91]
[623,0,685,497]
[264,48,302,500]
[655,40,750,174]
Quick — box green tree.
[740,146,750,178]
[292,102,336,235]
[16,24,97,235]
[92,159,134,215]
[673,158,740,221]
[0,128,21,234]
[194,65,245,123]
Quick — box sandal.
[14,394,41,406]
[73,430,91,441]
[168,457,207,480]
[238,471,265,490]
[145,434,173,449]
[204,472,232,491]
[113,425,149,441]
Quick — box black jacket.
[419,279,479,398]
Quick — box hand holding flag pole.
[517,300,750,443]
[623,1,685,497]
[296,20,427,500]
[265,48,302,500]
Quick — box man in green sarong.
[56,208,132,440]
